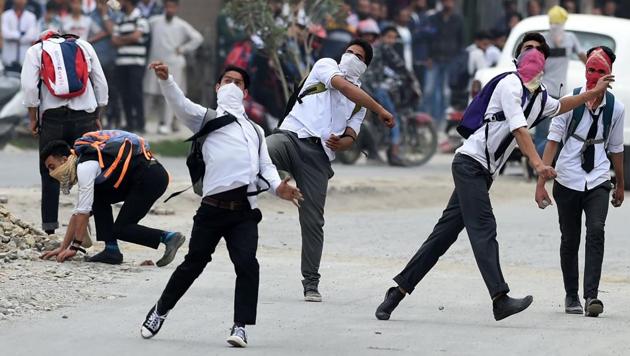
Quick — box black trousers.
[92,162,169,249]
[116,65,145,131]
[157,203,263,325]
[38,109,98,231]
[394,154,510,298]
[102,63,121,129]
[553,181,610,299]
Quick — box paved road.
[2,148,630,355]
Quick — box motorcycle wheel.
[400,120,438,167]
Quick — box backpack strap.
[602,91,615,147]
[297,81,327,104]
[565,87,586,143]
[163,110,235,202]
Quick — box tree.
[224,0,343,102]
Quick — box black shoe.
[388,155,407,167]
[492,294,533,321]
[585,298,604,317]
[86,248,123,265]
[45,229,55,235]
[565,295,583,314]
[304,289,322,302]
[375,286,405,320]
[156,232,186,267]
[226,324,248,347]
[141,304,168,339]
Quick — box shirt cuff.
[608,144,624,154]
[508,114,528,132]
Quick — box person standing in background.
[82,0,97,14]
[112,0,150,133]
[144,0,202,135]
[393,7,413,73]
[38,1,62,33]
[535,6,587,156]
[409,0,435,91]
[62,0,93,40]
[424,0,463,125]
[526,0,543,17]
[89,0,122,128]
[1,0,38,72]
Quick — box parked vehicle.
[475,14,630,189]
[0,68,24,149]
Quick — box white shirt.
[466,44,488,76]
[21,38,108,113]
[159,75,282,208]
[1,9,39,66]
[548,87,625,191]
[485,45,501,66]
[280,58,367,161]
[396,25,414,72]
[62,15,93,41]
[457,73,560,176]
[74,160,102,214]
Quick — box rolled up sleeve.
[608,106,625,154]
[21,46,42,108]
[497,77,528,132]
[347,107,367,134]
[85,42,109,106]
[547,111,569,143]
[312,58,343,89]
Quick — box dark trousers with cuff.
[92,162,169,249]
[38,108,98,231]
[394,154,510,299]
[553,181,610,299]
[157,198,263,325]
[266,130,334,292]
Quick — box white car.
[475,14,630,188]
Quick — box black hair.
[164,0,179,4]
[345,38,373,66]
[474,31,491,41]
[587,46,616,64]
[217,65,250,89]
[380,26,399,37]
[46,1,59,11]
[515,32,550,59]
[40,140,71,161]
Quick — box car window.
[512,31,616,59]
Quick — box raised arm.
[330,75,394,128]
[150,61,208,132]
[557,74,614,115]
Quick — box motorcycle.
[337,76,438,167]
[0,68,25,149]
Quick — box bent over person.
[266,39,394,302]
[535,46,624,317]
[40,132,185,265]
[140,63,302,348]
[374,32,614,322]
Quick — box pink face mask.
[585,48,612,91]
[516,48,546,92]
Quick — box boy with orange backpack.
[40,130,186,266]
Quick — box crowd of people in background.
[0,0,203,134]
[217,0,628,130]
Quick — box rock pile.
[0,204,60,262]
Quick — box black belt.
[202,196,248,211]
[299,136,322,145]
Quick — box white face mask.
[339,53,367,83]
[216,83,245,117]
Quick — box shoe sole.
[494,296,534,321]
[156,234,186,267]
[304,296,322,302]
[585,304,603,317]
[227,336,247,348]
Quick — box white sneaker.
[304,290,322,302]
[226,325,248,347]
[158,125,172,135]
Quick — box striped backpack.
[38,32,91,99]
[73,130,152,189]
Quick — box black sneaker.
[375,286,405,320]
[304,289,322,302]
[565,295,583,314]
[492,294,533,321]
[141,304,168,339]
[86,248,123,265]
[585,298,604,317]
[156,232,186,267]
[226,325,248,347]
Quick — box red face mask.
[585,49,612,90]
